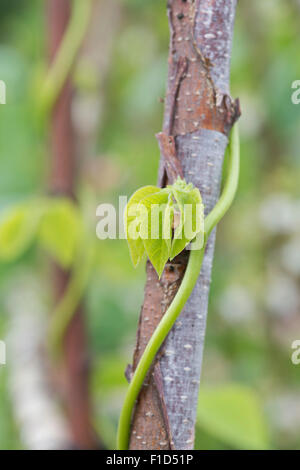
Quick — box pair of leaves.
[125,178,204,278]
[0,198,82,268]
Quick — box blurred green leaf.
[94,356,128,391]
[0,203,40,261]
[38,199,82,268]
[197,384,269,450]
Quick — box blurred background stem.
[40,0,93,116]
[47,0,100,449]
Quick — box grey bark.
[160,0,237,449]
[129,0,239,450]
[160,130,227,448]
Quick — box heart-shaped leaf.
[139,190,173,278]
[124,186,159,267]
[125,178,204,277]
[170,182,204,259]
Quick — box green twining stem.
[39,0,93,115]
[48,234,94,359]
[117,124,240,450]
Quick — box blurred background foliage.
[0,0,300,450]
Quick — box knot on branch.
[156,132,184,185]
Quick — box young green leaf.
[170,185,204,260]
[138,190,173,278]
[125,179,204,275]
[125,186,159,267]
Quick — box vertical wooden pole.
[129,0,240,450]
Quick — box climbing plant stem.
[40,0,93,115]
[204,124,240,238]
[117,124,240,450]
[48,235,94,359]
